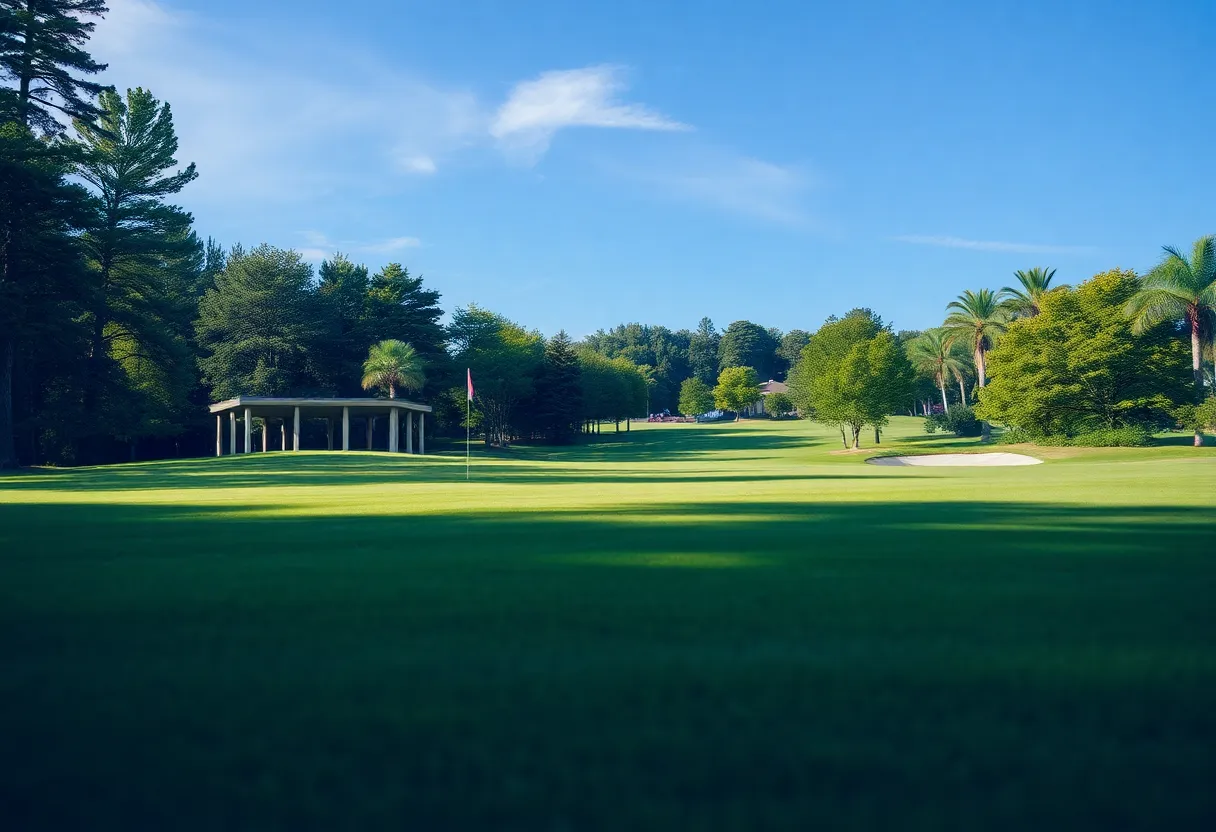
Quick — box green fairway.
[2,417,1214,829]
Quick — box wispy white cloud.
[297,231,422,262]
[894,235,1096,255]
[362,236,422,253]
[491,66,689,162]
[91,0,482,201]
[398,155,438,175]
[606,151,816,227]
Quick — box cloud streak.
[894,235,1096,255]
[91,0,482,199]
[606,152,816,227]
[297,232,422,262]
[491,66,689,162]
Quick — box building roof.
[759,380,788,394]
[208,396,432,415]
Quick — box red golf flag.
[467,368,474,401]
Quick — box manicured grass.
[1,417,1214,829]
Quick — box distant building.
[743,380,789,417]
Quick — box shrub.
[922,415,939,434]
[1066,426,1154,447]
[942,406,982,437]
[765,391,795,420]
[1175,398,1216,433]
[995,424,1153,447]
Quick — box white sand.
[867,452,1042,467]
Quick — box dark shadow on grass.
[2,498,1215,830]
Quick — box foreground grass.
[1,417,1214,829]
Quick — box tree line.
[3,3,1213,467]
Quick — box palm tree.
[1126,235,1216,400]
[1002,266,1059,318]
[361,340,424,399]
[908,329,966,414]
[943,288,1009,440]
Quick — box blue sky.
[91,0,1214,337]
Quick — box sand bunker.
[867,452,1042,467]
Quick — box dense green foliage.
[74,87,199,447]
[788,310,913,447]
[580,323,691,414]
[533,331,583,442]
[712,365,761,415]
[677,377,714,416]
[195,245,326,398]
[3,419,1215,828]
[718,320,780,380]
[925,404,982,437]
[978,270,1190,438]
[764,390,795,419]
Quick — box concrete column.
[293,407,300,451]
[326,418,333,451]
[280,422,286,451]
[229,412,236,455]
[407,411,414,454]
[342,407,350,451]
[419,412,425,455]
[216,415,222,457]
[243,408,252,454]
[262,420,268,452]
[366,416,374,450]
[389,409,399,453]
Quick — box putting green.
[1,417,1213,829]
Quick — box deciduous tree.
[978,269,1191,441]
[713,366,761,418]
[678,377,713,416]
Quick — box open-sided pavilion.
[208,397,432,456]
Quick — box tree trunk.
[874,426,880,444]
[0,336,14,468]
[958,376,967,404]
[1191,314,1205,445]
[851,426,861,449]
[939,377,949,414]
[840,429,848,449]
[976,347,991,442]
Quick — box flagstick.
[466,391,470,481]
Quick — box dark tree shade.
[534,331,583,443]
[195,245,327,400]
[0,0,111,134]
[687,317,720,385]
[0,122,92,467]
[580,322,690,413]
[718,319,779,379]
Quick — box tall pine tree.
[72,87,198,458]
[196,245,328,399]
[534,331,582,443]
[0,0,110,133]
[0,0,110,466]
